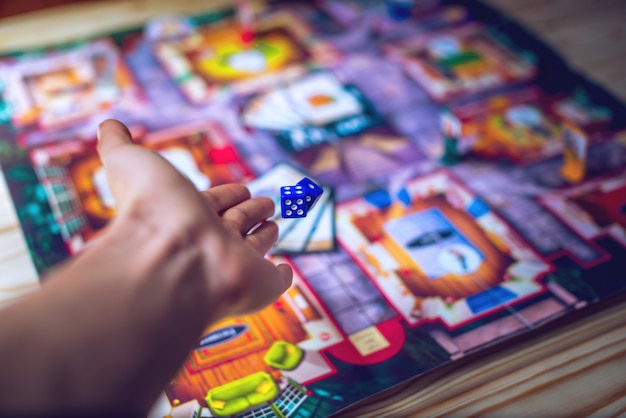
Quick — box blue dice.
[280,177,323,218]
[297,177,324,210]
[280,185,307,218]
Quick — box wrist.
[22,212,219,411]
[90,211,220,324]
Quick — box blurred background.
[1,0,624,100]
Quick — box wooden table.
[0,1,625,416]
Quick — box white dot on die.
[297,209,303,215]
[306,196,311,201]
[296,199,303,204]
[285,210,292,216]
[291,204,297,210]
[285,199,292,205]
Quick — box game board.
[152,9,338,104]
[384,22,537,102]
[28,121,254,253]
[1,1,626,417]
[336,171,552,329]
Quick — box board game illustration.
[242,71,379,151]
[162,257,343,414]
[240,70,425,197]
[384,22,537,102]
[0,38,146,130]
[336,171,551,328]
[1,1,626,417]
[318,0,449,29]
[540,169,626,250]
[440,86,614,164]
[27,121,254,254]
[152,8,339,104]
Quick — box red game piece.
[237,0,255,45]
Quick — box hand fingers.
[260,262,293,308]
[201,184,250,213]
[236,261,293,316]
[244,221,278,255]
[221,196,275,235]
[276,263,293,292]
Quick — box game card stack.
[242,71,380,152]
[247,163,336,254]
[243,72,363,130]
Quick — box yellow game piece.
[561,122,588,183]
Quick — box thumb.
[237,261,293,316]
[96,119,138,212]
[97,119,134,159]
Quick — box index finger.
[201,184,251,213]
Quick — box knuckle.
[230,206,254,229]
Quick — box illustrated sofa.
[263,340,304,371]
[205,371,279,417]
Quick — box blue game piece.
[296,177,324,210]
[386,0,413,22]
[397,187,411,207]
[364,189,392,209]
[467,198,490,218]
[280,185,308,218]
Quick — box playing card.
[243,108,301,131]
[243,90,305,130]
[263,89,306,124]
[244,97,297,130]
[273,185,333,253]
[246,163,309,240]
[285,72,363,126]
[304,189,336,252]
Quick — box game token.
[237,0,255,45]
[144,14,195,41]
[561,122,588,183]
[386,0,414,21]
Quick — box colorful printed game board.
[384,22,537,102]
[1,1,626,417]
[0,39,145,129]
[28,121,254,253]
[152,9,338,104]
[336,171,551,329]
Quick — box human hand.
[0,119,293,414]
[97,119,293,319]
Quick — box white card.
[286,72,363,126]
[273,185,332,253]
[305,191,335,252]
[246,164,309,240]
